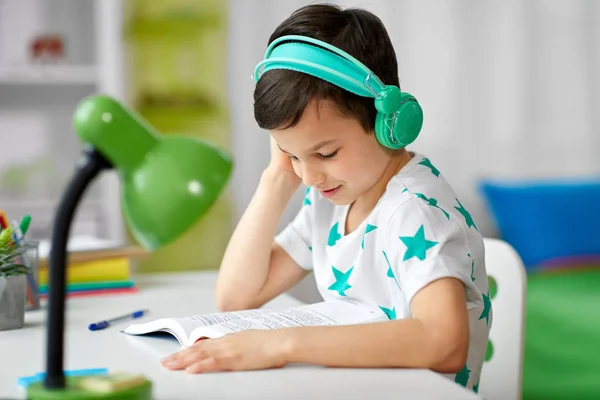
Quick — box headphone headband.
[253,35,386,98]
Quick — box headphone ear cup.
[374,112,397,149]
[374,92,423,149]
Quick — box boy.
[162,3,491,392]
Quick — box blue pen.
[88,309,149,331]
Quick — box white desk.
[0,271,480,399]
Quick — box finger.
[161,341,204,365]
[163,346,209,370]
[162,338,213,364]
[161,352,180,365]
[163,353,199,370]
[186,357,221,374]
[161,349,190,366]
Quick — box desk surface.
[0,271,480,400]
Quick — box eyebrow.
[278,139,337,154]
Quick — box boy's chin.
[324,192,355,206]
[326,198,351,206]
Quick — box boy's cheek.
[292,164,302,178]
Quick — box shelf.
[0,65,97,85]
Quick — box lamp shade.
[72,95,233,250]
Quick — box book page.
[121,318,190,347]
[122,308,278,344]
[169,309,277,337]
[189,299,388,343]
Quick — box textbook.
[122,299,389,347]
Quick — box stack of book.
[37,236,148,298]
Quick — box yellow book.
[39,257,130,285]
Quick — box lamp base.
[26,374,152,400]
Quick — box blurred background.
[0,0,599,399]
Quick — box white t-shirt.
[275,152,491,393]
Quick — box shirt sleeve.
[274,187,314,270]
[385,198,480,308]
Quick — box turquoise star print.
[473,379,480,393]
[361,224,377,249]
[468,253,475,282]
[383,250,401,289]
[303,187,311,205]
[379,306,396,320]
[399,225,438,261]
[415,193,450,219]
[454,198,478,231]
[479,290,491,325]
[418,157,440,177]
[455,364,471,387]
[327,222,342,246]
[327,266,353,296]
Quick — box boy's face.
[270,99,394,206]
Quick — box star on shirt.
[455,364,471,387]
[479,290,491,325]
[303,187,312,205]
[383,250,401,290]
[327,222,342,246]
[468,253,476,281]
[327,266,353,296]
[415,193,450,219]
[455,198,478,231]
[379,306,396,320]
[418,157,440,177]
[473,379,480,393]
[361,224,377,249]
[399,225,438,261]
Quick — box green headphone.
[253,35,423,149]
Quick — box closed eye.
[285,150,338,161]
[318,150,338,161]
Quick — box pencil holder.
[0,229,32,331]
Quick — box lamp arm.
[44,146,112,389]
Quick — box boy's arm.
[281,277,469,373]
[215,169,308,311]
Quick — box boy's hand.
[161,329,290,373]
[265,137,301,190]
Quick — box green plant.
[0,227,30,278]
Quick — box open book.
[122,298,389,348]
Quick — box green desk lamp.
[26,95,233,399]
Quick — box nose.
[301,162,326,187]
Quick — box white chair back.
[479,238,527,400]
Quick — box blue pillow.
[479,177,600,268]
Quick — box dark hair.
[253,3,399,133]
